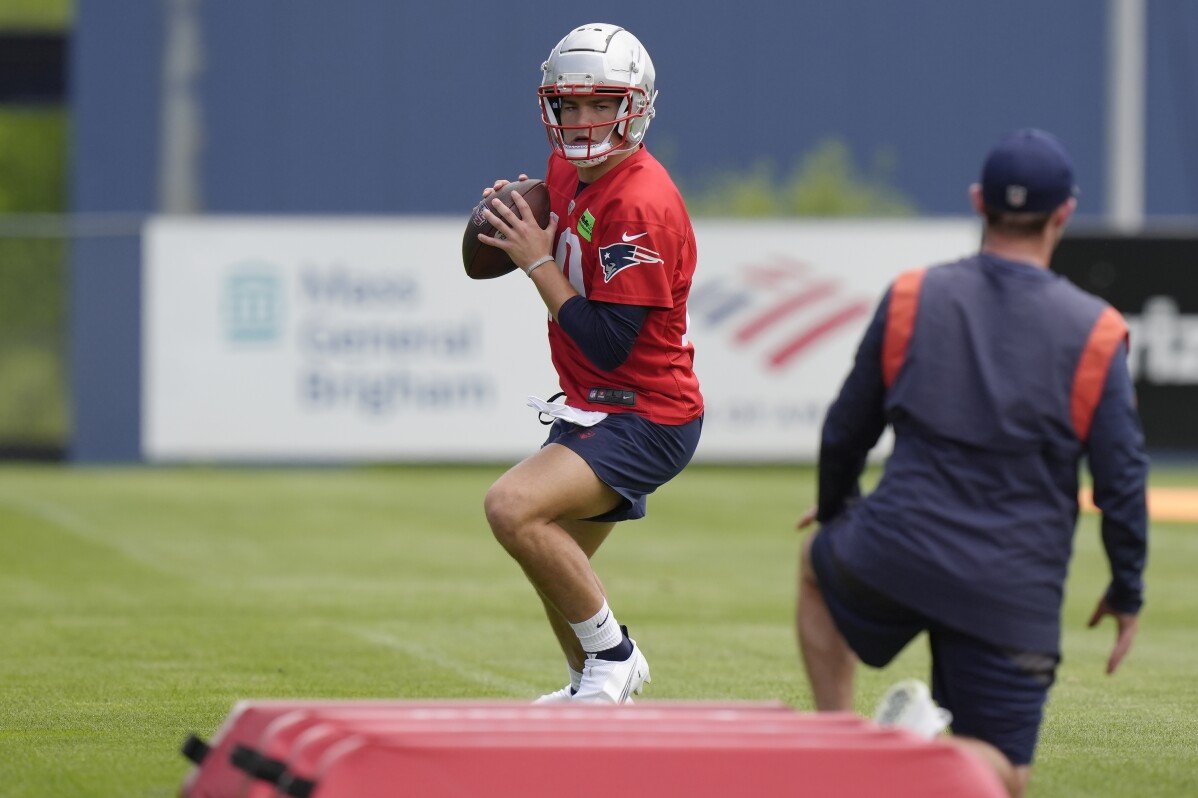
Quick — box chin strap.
[563,140,615,167]
[568,153,610,168]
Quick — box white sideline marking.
[343,625,541,696]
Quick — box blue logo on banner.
[224,265,284,343]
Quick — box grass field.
[0,464,1195,797]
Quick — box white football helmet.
[539,23,657,167]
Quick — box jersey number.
[555,227,587,298]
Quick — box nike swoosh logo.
[621,231,648,242]
[596,611,611,628]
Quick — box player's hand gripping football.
[1086,595,1139,675]
[478,175,558,273]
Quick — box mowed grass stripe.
[0,464,1194,796]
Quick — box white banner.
[142,217,978,462]
[688,220,978,459]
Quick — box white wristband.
[524,255,554,276]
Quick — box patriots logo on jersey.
[598,240,663,283]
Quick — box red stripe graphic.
[733,282,838,344]
[743,257,809,289]
[767,301,873,370]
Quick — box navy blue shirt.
[557,296,648,371]
[818,253,1149,653]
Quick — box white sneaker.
[533,685,575,704]
[573,636,650,705]
[873,679,952,739]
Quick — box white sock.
[570,600,623,654]
[568,665,583,692]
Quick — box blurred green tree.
[0,0,70,27]
[0,109,67,212]
[0,112,68,443]
[683,138,917,217]
[0,0,71,448]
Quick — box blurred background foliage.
[0,0,70,450]
[0,108,67,212]
[0,0,69,27]
[683,139,916,218]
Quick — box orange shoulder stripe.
[882,268,927,389]
[1071,306,1129,441]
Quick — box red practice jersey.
[544,146,703,425]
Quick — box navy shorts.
[542,412,702,523]
[810,529,1057,766]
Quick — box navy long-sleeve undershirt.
[557,295,649,371]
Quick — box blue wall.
[70,2,164,460]
[69,1,1198,459]
[1148,1,1198,216]
[76,1,1198,218]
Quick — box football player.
[477,23,703,703]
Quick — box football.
[462,179,551,279]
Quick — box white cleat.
[873,679,953,739]
[533,684,575,704]
[573,638,650,705]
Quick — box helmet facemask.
[538,84,654,167]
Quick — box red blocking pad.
[244,709,873,798]
[236,705,825,798]
[304,733,1005,798]
[178,701,479,798]
[178,700,794,798]
[180,701,1005,798]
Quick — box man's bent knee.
[484,479,535,552]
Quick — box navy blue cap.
[980,129,1077,213]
